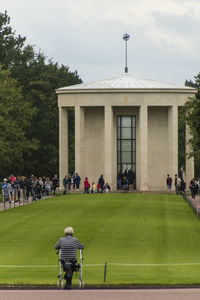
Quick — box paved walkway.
[1,289,200,300]
[0,200,31,211]
[0,195,57,212]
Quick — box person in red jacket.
[84,177,90,194]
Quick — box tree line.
[0,10,199,179]
[0,11,80,178]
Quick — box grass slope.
[0,193,200,286]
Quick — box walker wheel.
[58,278,64,289]
[79,279,84,288]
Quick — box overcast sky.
[1,0,200,86]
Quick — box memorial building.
[56,73,195,191]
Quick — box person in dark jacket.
[75,173,81,191]
[52,174,59,195]
[25,177,32,201]
[166,174,172,193]
[98,175,105,193]
[189,178,198,200]
[180,177,186,193]
[55,226,84,290]
[63,175,68,195]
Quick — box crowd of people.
[166,174,186,194]
[62,174,111,194]
[166,173,200,200]
[62,173,81,195]
[117,169,136,190]
[1,174,59,202]
[2,171,200,202]
[1,172,112,202]
[83,174,111,194]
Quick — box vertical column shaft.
[168,106,178,178]
[59,107,68,188]
[139,106,148,191]
[185,123,194,187]
[75,106,85,182]
[104,105,113,187]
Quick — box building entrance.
[117,115,136,189]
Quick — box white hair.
[64,226,74,236]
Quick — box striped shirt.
[55,235,84,261]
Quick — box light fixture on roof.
[123,33,130,73]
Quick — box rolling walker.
[57,249,84,289]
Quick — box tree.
[22,58,81,176]
[184,73,200,177]
[0,11,26,71]
[0,11,82,177]
[0,66,38,177]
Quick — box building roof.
[57,73,195,92]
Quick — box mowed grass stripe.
[0,193,200,285]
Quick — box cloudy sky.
[1,0,200,86]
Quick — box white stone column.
[59,107,68,189]
[168,106,178,178]
[185,123,194,187]
[75,106,85,183]
[104,105,113,187]
[139,106,148,191]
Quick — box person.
[180,177,186,194]
[54,226,84,290]
[97,183,101,193]
[166,174,172,193]
[189,178,198,201]
[105,182,111,193]
[128,169,134,190]
[19,176,26,202]
[174,174,181,195]
[84,177,90,194]
[90,182,96,194]
[75,173,81,191]
[70,176,75,191]
[122,176,129,190]
[31,175,37,200]
[1,178,10,202]
[63,175,68,195]
[45,177,51,196]
[68,175,71,192]
[25,177,32,201]
[98,175,105,193]
[35,177,43,200]
[52,174,59,195]
[42,176,46,196]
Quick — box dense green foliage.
[0,67,38,175]
[1,194,200,286]
[184,74,200,177]
[0,11,81,178]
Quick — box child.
[90,182,96,194]
[84,177,90,194]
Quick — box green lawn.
[0,193,200,286]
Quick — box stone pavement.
[1,289,200,300]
